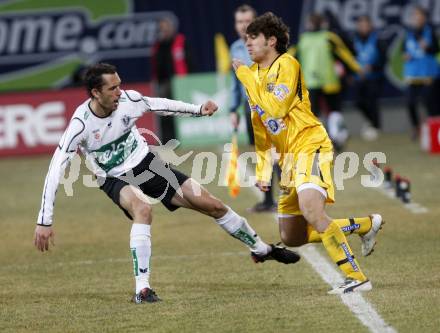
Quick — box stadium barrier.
[0,83,157,157]
[421,116,440,154]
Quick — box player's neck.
[90,99,112,118]
[258,51,280,69]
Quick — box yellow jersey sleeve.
[236,56,300,119]
[251,111,273,183]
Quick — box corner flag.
[226,132,240,198]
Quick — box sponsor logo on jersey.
[266,82,275,92]
[273,84,290,101]
[263,117,286,135]
[122,115,130,127]
[92,129,101,141]
[92,130,138,172]
[252,104,265,116]
[251,104,286,135]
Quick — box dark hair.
[246,12,289,54]
[412,4,427,17]
[84,63,117,97]
[235,4,257,18]
[308,13,323,31]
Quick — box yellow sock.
[334,217,372,236]
[307,224,321,243]
[307,216,372,242]
[321,221,367,281]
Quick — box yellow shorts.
[278,126,335,216]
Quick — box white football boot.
[328,278,372,294]
[361,214,384,257]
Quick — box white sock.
[215,207,270,255]
[130,223,151,294]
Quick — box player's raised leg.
[170,178,300,264]
[306,214,384,256]
[277,187,383,257]
[119,185,161,304]
[297,187,372,294]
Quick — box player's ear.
[91,87,100,99]
[268,36,277,48]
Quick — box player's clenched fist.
[201,100,218,116]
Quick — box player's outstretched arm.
[125,90,218,117]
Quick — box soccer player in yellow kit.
[233,12,384,294]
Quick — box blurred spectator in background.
[151,17,193,142]
[230,4,279,212]
[352,15,386,141]
[322,11,354,52]
[70,64,88,87]
[402,5,439,140]
[230,4,255,141]
[295,13,361,151]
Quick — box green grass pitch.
[1,134,439,332]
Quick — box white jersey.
[37,89,202,226]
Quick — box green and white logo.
[0,0,175,91]
[93,130,138,172]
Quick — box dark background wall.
[133,0,302,78]
[1,0,439,95]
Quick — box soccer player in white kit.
[34,63,300,304]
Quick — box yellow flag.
[226,133,240,197]
[214,33,231,74]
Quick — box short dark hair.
[412,4,427,16]
[246,12,289,54]
[235,4,257,18]
[84,63,117,97]
[308,13,323,30]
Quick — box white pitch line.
[299,245,397,333]
[374,186,429,214]
[242,164,397,333]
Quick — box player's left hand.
[232,58,245,71]
[201,100,218,116]
[34,225,55,252]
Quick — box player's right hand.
[201,100,218,116]
[232,58,245,71]
[34,225,55,252]
[256,180,270,192]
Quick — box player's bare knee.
[208,199,227,219]
[314,220,329,233]
[131,201,152,223]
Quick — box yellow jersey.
[236,53,327,183]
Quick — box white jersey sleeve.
[124,89,202,117]
[36,117,86,226]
